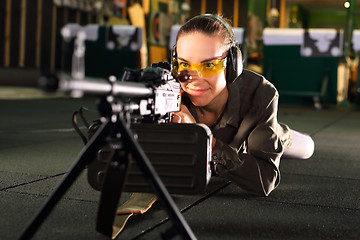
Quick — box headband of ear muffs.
[171,14,243,83]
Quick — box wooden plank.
[233,0,238,27]
[19,0,27,67]
[217,0,222,15]
[201,0,206,14]
[280,0,286,28]
[4,0,11,67]
[35,0,42,69]
[50,4,57,72]
[122,6,127,19]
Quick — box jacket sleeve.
[212,93,284,196]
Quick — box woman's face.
[176,32,228,107]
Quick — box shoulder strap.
[112,193,157,239]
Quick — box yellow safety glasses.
[172,57,227,78]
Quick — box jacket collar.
[217,82,240,128]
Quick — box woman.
[171,14,314,196]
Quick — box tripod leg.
[96,149,130,238]
[18,119,111,240]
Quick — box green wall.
[248,0,267,18]
[308,9,348,29]
[290,3,360,29]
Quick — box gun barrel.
[43,73,154,98]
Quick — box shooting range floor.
[1,92,360,240]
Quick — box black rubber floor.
[1,90,360,240]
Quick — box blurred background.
[1,0,360,107]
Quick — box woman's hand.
[171,104,196,123]
[171,103,216,152]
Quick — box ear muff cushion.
[227,45,243,83]
[171,46,177,58]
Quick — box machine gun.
[20,63,212,240]
[42,61,181,122]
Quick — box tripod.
[19,96,196,240]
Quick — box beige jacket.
[186,70,291,196]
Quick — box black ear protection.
[171,14,243,83]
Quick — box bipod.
[18,96,196,240]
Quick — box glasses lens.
[199,59,226,77]
[173,58,226,78]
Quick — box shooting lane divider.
[233,0,239,28]
[217,0,222,15]
[50,4,57,72]
[4,0,11,67]
[35,0,43,69]
[112,193,157,239]
[201,0,206,14]
[19,0,27,68]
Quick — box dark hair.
[176,14,234,47]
